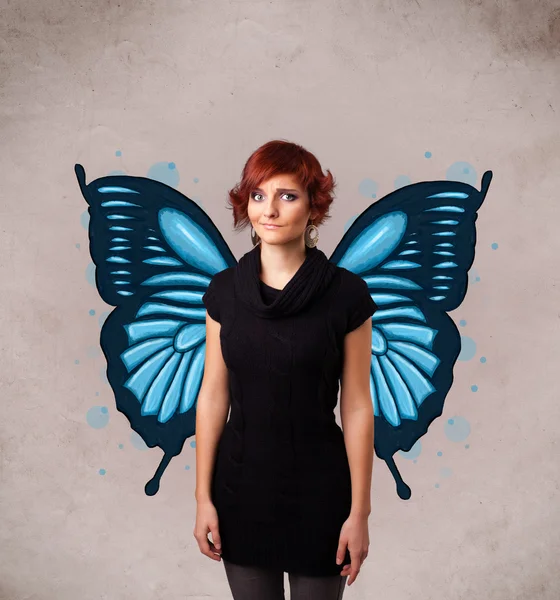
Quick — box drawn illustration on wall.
[75,164,492,499]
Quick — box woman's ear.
[309,205,318,222]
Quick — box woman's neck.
[258,241,308,290]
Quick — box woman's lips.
[262,224,281,229]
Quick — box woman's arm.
[194,312,231,503]
[339,317,375,518]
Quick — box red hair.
[227,139,336,231]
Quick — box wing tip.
[74,164,89,198]
[480,170,493,199]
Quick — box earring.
[304,220,319,248]
[251,225,261,246]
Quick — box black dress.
[202,244,377,577]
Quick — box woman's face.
[247,174,317,246]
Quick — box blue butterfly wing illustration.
[75,164,237,495]
[330,171,493,499]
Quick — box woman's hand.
[336,513,370,586]
[193,500,223,561]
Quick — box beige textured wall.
[1,1,559,598]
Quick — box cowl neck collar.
[234,243,337,319]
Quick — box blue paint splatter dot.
[441,467,452,478]
[99,469,106,475]
[413,459,417,464]
[394,175,411,190]
[399,440,422,460]
[86,406,110,429]
[118,444,124,449]
[469,268,481,284]
[75,359,80,365]
[471,384,478,392]
[190,440,196,448]
[95,392,99,396]
[80,210,90,229]
[344,215,358,233]
[446,161,477,186]
[89,309,96,316]
[98,311,110,328]
[437,451,443,456]
[75,243,80,249]
[185,465,191,470]
[130,431,148,451]
[444,415,471,442]
[465,444,470,449]
[147,162,180,188]
[491,242,498,250]
[116,150,122,157]
[358,178,378,199]
[459,320,467,327]
[85,263,96,286]
[193,177,199,183]
[424,151,432,158]
[480,356,487,363]
[435,483,440,488]
[458,336,477,361]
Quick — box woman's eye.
[251,192,297,201]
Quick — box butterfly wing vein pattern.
[330,171,492,498]
[76,163,492,499]
[75,164,236,494]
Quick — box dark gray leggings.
[223,559,348,600]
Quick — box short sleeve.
[202,274,222,323]
[345,273,378,334]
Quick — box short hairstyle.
[227,139,336,231]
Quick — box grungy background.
[1,0,559,599]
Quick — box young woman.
[194,140,377,600]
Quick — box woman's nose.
[263,203,279,217]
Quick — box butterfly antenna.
[74,164,89,200]
[480,171,493,201]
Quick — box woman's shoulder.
[333,265,369,293]
[202,266,235,323]
[332,266,377,332]
[208,266,236,290]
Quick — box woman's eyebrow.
[253,187,299,193]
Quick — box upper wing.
[330,171,492,498]
[75,164,237,494]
